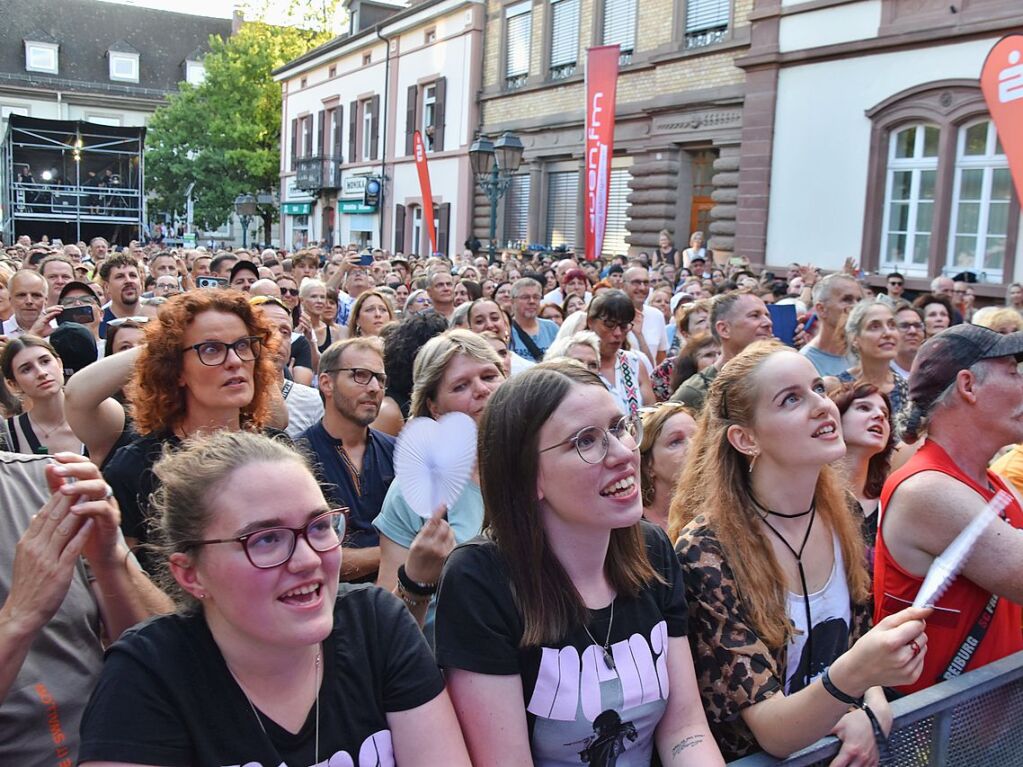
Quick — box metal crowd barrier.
[728,650,1023,766]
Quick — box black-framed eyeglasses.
[185,336,261,366]
[279,287,300,296]
[182,509,346,569]
[597,318,634,333]
[540,414,643,464]
[325,366,387,387]
[888,280,904,286]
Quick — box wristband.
[397,564,437,596]
[821,666,864,707]
[396,581,430,607]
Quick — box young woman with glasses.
[669,341,929,763]
[78,430,470,767]
[374,330,505,640]
[102,290,280,571]
[435,360,725,766]
[585,290,655,415]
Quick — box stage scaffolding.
[1,115,145,245]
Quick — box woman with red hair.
[103,289,280,571]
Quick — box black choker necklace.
[752,496,815,519]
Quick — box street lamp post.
[469,132,524,264]
[233,193,257,249]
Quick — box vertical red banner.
[413,130,438,254]
[584,45,620,262]
[981,35,1023,203]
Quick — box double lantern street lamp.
[468,132,524,265]
[233,193,257,249]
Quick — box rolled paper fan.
[394,411,478,519]
[913,490,1011,608]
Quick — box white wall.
[778,0,881,53]
[767,37,1005,272]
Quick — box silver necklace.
[581,598,616,670]
[229,648,321,763]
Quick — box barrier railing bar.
[727,650,1023,766]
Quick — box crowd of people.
[1,230,1023,766]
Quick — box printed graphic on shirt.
[217,728,394,767]
[527,621,670,766]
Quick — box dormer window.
[185,60,205,85]
[108,42,140,82]
[25,41,58,74]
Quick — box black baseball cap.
[229,259,259,283]
[909,324,1023,409]
[49,323,98,380]
[58,281,100,303]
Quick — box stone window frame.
[673,0,735,53]
[497,0,534,92]
[542,0,582,82]
[860,79,1019,285]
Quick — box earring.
[196,592,206,600]
[748,451,759,473]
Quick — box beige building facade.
[474,0,755,259]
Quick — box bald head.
[249,279,282,297]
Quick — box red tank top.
[873,440,1023,695]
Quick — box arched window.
[862,82,1019,284]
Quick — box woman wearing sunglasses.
[435,360,724,766]
[79,430,470,767]
[102,289,280,572]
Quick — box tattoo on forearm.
[671,734,705,757]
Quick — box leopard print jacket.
[676,514,872,761]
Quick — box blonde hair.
[409,329,504,418]
[668,341,870,649]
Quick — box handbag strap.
[938,591,999,683]
[511,320,545,363]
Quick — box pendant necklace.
[228,647,321,764]
[757,501,817,689]
[582,598,616,670]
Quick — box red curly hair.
[127,289,278,435]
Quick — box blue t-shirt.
[373,478,484,639]
[509,318,560,362]
[298,422,396,548]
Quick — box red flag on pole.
[981,35,1023,204]
[413,130,438,254]
[584,45,620,262]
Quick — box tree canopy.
[146,22,330,232]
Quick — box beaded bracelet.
[397,564,437,596]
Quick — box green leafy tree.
[146,22,330,240]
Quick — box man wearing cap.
[228,260,259,293]
[873,324,1023,695]
[57,282,103,348]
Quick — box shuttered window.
[685,0,729,48]
[546,171,578,249]
[603,168,632,256]
[549,0,579,78]
[506,1,532,88]
[504,174,531,245]
[603,0,636,55]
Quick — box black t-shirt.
[103,428,290,572]
[78,584,445,766]
[292,333,313,371]
[435,522,687,767]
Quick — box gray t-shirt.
[0,452,104,766]
[800,344,850,377]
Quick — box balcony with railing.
[295,155,342,193]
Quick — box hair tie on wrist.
[822,666,864,707]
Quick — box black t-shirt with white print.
[78,584,444,767]
[435,522,687,767]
